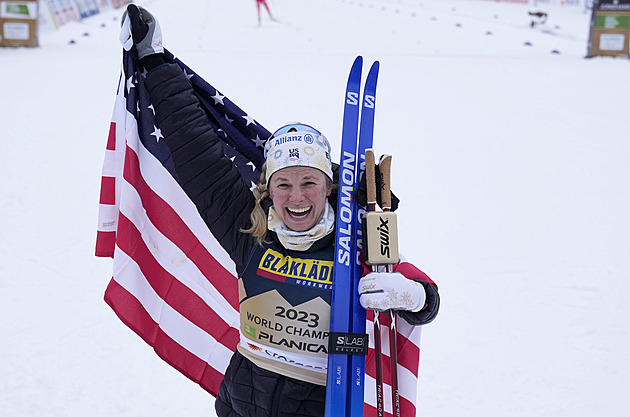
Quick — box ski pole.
[364,149,384,417]
[378,155,400,417]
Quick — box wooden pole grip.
[378,154,392,210]
[365,149,377,205]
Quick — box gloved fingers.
[358,272,426,312]
[127,4,149,42]
[119,10,133,51]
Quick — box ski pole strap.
[328,332,369,355]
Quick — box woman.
[121,5,439,416]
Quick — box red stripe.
[104,279,225,397]
[95,230,116,258]
[107,122,116,151]
[153,327,225,397]
[99,176,116,204]
[123,144,239,309]
[116,213,239,351]
[104,278,159,345]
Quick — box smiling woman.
[120,4,439,417]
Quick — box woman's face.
[268,166,332,232]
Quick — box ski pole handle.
[365,149,377,208]
[378,154,392,211]
[363,154,399,265]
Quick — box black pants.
[215,351,326,417]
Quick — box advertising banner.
[587,0,630,56]
[0,1,38,47]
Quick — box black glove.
[355,166,400,211]
[120,4,164,59]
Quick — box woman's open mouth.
[287,206,312,219]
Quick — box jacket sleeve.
[393,261,440,326]
[143,62,255,273]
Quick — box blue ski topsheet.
[325,55,362,417]
[348,60,379,417]
[326,57,380,417]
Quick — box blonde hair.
[241,164,271,245]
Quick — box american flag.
[96,49,422,416]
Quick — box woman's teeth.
[288,207,311,217]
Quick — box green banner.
[5,4,29,16]
[595,14,630,29]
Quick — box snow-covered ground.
[2,0,628,415]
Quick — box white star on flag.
[212,91,225,105]
[252,135,266,148]
[126,75,135,93]
[150,125,164,142]
[242,114,256,126]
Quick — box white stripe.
[112,248,234,373]
[97,203,119,232]
[364,374,418,414]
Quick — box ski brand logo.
[328,332,369,355]
[377,216,391,257]
[363,94,375,109]
[336,151,355,266]
[346,91,359,106]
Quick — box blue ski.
[326,55,363,417]
[326,57,380,417]
[348,60,380,417]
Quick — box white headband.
[264,125,333,184]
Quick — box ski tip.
[352,55,364,67]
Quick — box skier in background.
[121,4,439,416]
[255,0,275,25]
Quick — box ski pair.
[325,56,379,417]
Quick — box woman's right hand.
[120,4,164,58]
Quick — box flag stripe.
[95,231,116,257]
[99,176,116,204]
[107,121,116,150]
